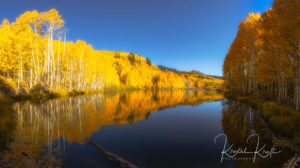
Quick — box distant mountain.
[207,75,223,79]
[191,70,205,75]
[157,66,222,80]
[191,70,222,79]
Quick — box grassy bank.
[0,90,90,104]
[225,93,300,144]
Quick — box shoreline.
[0,90,91,104]
[0,88,221,104]
[224,93,300,153]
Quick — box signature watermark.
[214,133,281,163]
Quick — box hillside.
[93,50,222,90]
[0,9,222,97]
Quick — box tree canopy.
[223,0,300,110]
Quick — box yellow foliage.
[223,0,300,110]
[0,9,222,95]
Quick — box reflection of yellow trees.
[0,103,16,150]
[1,90,222,166]
[101,90,223,125]
[222,100,292,168]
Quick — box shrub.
[128,53,136,65]
[120,74,128,84]
[29,84,50,94]
[152,76,160,88]
[146,57,152,66]
[114,52,120,58]
[262,102,281,120]
[0,77,16,96]
[262,102,300,138]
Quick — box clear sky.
[0,0,273,76]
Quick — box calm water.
[0,90,293,167]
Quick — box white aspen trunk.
[49,27,54,92]
[69,61,72,90]
[47,31,50,84]
[30,69,33,89]
[57,36,61,90]
[62,31,66,89]
[35,40,39,82]
[51,30,55,78]
[18,49,23,92]
[78,48,83,90]
[50,30,53,92]
[43,50,47,83]
[29,26,35,89]
[34,25,39,83]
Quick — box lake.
[0,90,293,167]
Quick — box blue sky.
[0,0,273,75]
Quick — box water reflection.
[0,90,223,167]
[221,100,293,168]
[0,103,16,151]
